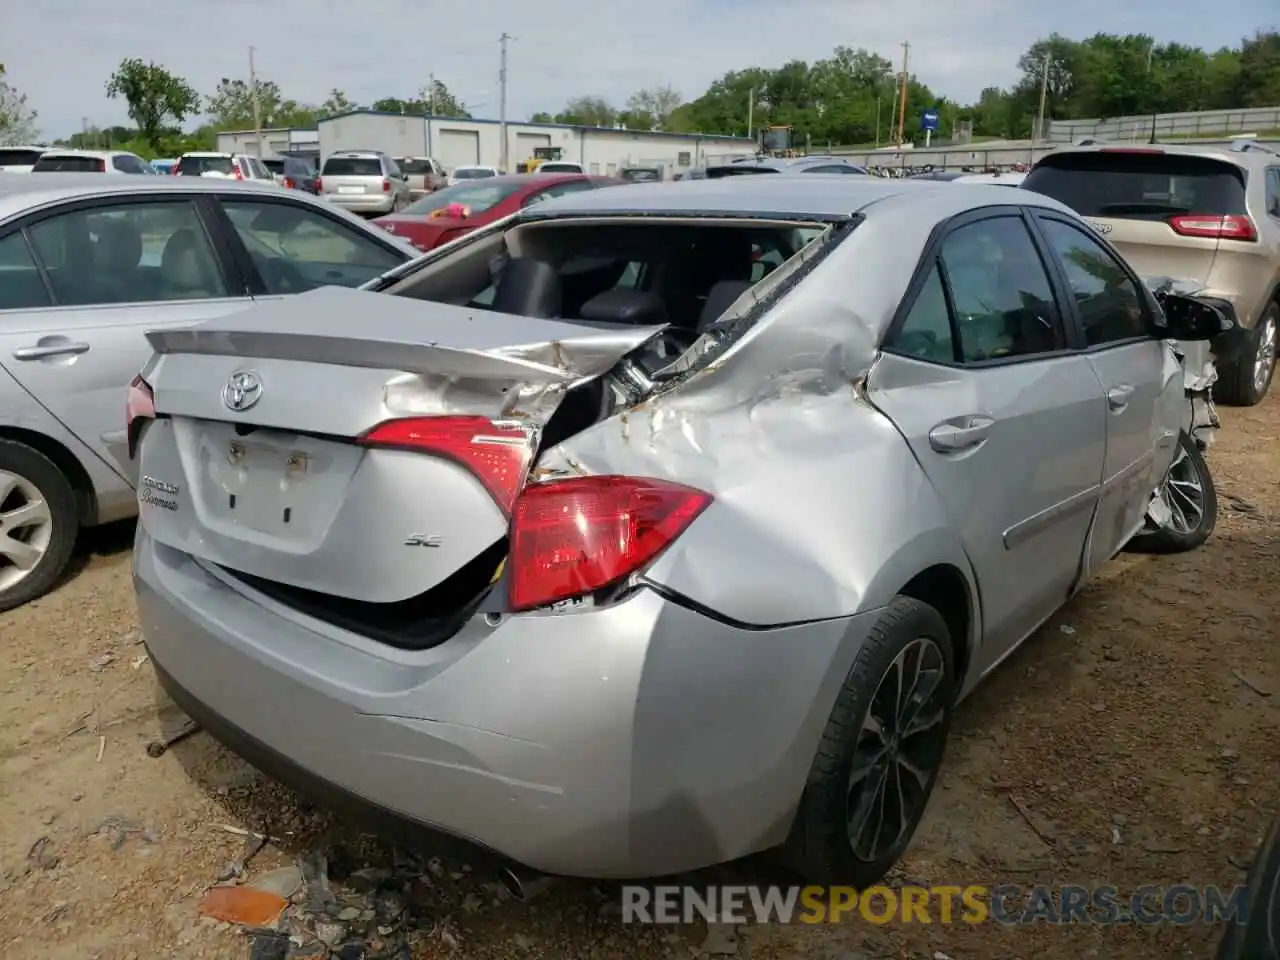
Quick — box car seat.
[160,228,224,299]
[92,219,145,302]
[490,258,562,318]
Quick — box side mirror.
[1158,293,1235,341]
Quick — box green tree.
[625,85,682,130]
[553,96,617,127]
[1235,29,1280,106]
[530,110,553,123]
[206,77,319,130]
[0,63,38,145]
[371,79,471,118]
[105,58,199,151]
[319,88,356,118]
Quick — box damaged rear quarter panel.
[537,216,977,628]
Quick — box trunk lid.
[137,286,666,605]
[371,215,462,251]
[1022,149,1250,288]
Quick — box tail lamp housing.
[355,416,712,612]
[125,375,155,459]
[1169,214,1257,242]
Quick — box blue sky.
[3,0,1276,139]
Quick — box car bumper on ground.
[325,194,396,215]
[134,529,874,878]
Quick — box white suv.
[31,149,155,174]
[174,152,276,184]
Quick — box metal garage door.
[438,129,480,171]
[516,132,551,161]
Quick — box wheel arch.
[0,427,98,525]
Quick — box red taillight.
[382,178,391,193]
[126,375,155,459]
[171,165,181,175]
[283,176,295,189]
[508,476,711,612]
[315,176,322,191]
[1169,214,1256,241]
[96,159,106,172]
[358,416,534,514]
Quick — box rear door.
[1022,150,1250,288]
[1032,212,1184,572]
[868,209,1107,666]
[0,195,254,480]
[212,195,411,294]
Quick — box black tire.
[783,596,956,887]
[1128,429,1217,555]
[0,440,80,613]
[1214,302,1278,407]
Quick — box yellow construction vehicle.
[516,145,564,174]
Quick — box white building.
[215,127,320,164]
[315,110,757,177]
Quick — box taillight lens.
[382,178,391,193]
[508,476,711,612]
[358,416,534,514]
[283,176,295,189]
[171,165,181,176]
[1169,214,1256,241]
[96,159,106,172]
[315,176,322,191]
[126,375,155,459]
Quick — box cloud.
[5,0,1274,138]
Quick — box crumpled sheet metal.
[539,296,883,487]
[1142,274,1222,397]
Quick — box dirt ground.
[2,396,1277,960]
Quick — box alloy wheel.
[0,469,54,592]
[845,637,949,862]
[1254,314,1277,395]
[1156,444,1206,535]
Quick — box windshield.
[621,169,661,182]
[263,159,285,174]
[403,181,525,216]
[397,158,435,174]
[177,155,235,176]
[452,167,495,180]
[1022,152,1247,219]
[33,155,106,172]
[537,163,581,173]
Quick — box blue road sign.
[921,109,940,132]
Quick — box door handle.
[13,341,91,361]
[928,415,995,453]
[1107,385,1134,411]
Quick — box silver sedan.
[130,177,1223,886]
[0,174,419,611]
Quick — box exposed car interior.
[388,217,828,448]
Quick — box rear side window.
[112,154,149,174]
[802,165,859,174]
[33,155,106,172]
[322,157,383,176]
[1022,152,1247,220]
[1267,168,1280,219]
[263,159,285,175]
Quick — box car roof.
[1036,141,1280,171]
[524,175,1077,220]
[36,148,134,159]
[443,172,586,190]
[329,150,387,158]
[0,173,294,223]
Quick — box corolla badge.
[222,370,263,412]
[1084,219,1113,235]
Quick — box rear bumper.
[325,194,395,215]
[134,530,873,878]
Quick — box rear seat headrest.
[578,289,670,327]
[696,279,753,332]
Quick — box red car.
[372,173,621,252]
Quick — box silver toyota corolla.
[130,177,1224,886]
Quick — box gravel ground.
[1,395,1277,960]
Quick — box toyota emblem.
[222,370,263,412]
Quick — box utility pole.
[875,97,881,148]
[1146,41,1158,144]
[498,33,513,173]
[425,72,436,157]
[746,87,755,149]
[1033,48,1051,162]
[248,46,263,159]
[895,42,910,147]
